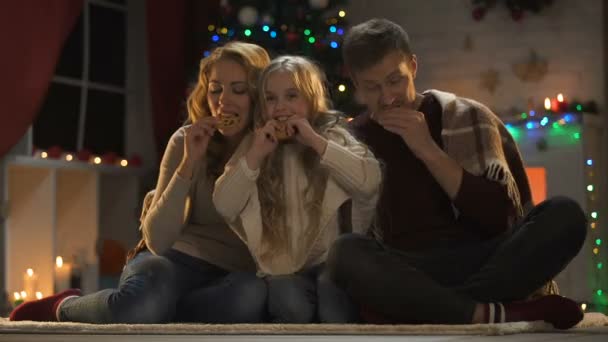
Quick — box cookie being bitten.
[275,116,292,141]
[217,114,240,129]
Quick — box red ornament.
[77,149,92,162]
[551,99,560,112]
[511,9,524,21]
[286,32,299,42]
[102,152,118,165]
[128,154,143,167]
[47,146,63,159]
[472,7,486,21]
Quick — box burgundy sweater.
[351,94,531,251]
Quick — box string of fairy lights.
[504,94,605,311]
[204,8,351,96]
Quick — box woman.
[10,42,271,324]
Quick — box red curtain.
[146,0,220,155]
[146,0,188,156]
[0,0,83,158]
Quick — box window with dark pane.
[89,4,126,86]
[84,89,125,155]
[33,84,81,151]
[55,14,84,78]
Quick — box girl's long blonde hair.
[186,41,270,178]
[256,55,353,260]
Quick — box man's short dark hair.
[342,18,413,73]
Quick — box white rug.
[0,313,606,336]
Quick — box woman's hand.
[178,117,218,179]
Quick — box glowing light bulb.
[544,98,551,110]
[557,93,564,102]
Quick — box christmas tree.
[202,0,360,115]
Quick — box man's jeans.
[325,196,587,323]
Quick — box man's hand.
[373,108,437,161]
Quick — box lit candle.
[54,256,72,293]
[23,269,38,301]
[13,292,24,307]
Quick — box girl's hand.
[245,120,279,170]
[286,116,328,155]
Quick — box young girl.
[212,55,382,323]
[10,42,271,324]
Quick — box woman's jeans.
[59,250,267,323]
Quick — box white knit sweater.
[213,127,382,275]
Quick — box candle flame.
[544,98,551,110]
[36,292,43,299]
[581,303,587,311]
[56,256,64,268]
[14,292,20,300]
[26,268,34,277]
[20,291,27,298]
[557,93,564,102]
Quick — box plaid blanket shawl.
[425,90,525,225]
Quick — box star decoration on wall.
[480,68,501,94]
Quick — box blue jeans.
[265,264,359,323]
[59,250,267,324]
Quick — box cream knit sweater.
[213,127,382,275]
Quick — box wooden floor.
[1,328,608,342]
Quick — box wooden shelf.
[8,156,145,175]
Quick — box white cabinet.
[3,156,141,297]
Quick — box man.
[326,18,587,329]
